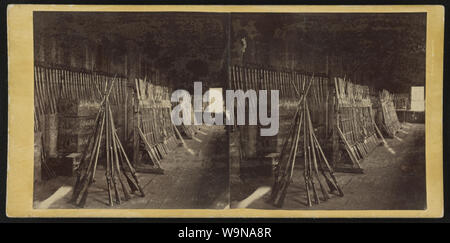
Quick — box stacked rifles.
[71,76,144,207]
[378,89,402,137]
[135,76,178,170]
[270,75,344,208]
[334,77,384,172]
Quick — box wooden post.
[127,45,140,167]
[330,75,339,168]
[124,86,128,142]
[132,86,139,167]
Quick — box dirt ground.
[34,123,426,210]
[33,125,229,209]
[231,123,426,210]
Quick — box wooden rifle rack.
[133,77,179,174]
[332,77,385,173]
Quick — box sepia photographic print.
[6,5,443,217]
[228,13,427,210]
[32,11,230,209]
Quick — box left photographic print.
[32,11,230,209]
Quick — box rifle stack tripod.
[269,75,344,208]
[71,76,145,208]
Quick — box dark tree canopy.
[34,12,425,93]
[34,12,229,90]
[231,13,426,93]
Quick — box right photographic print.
[228,13,427,210]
